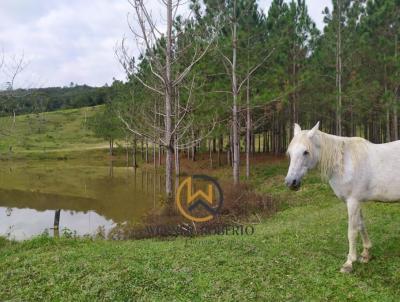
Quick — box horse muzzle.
[285,177,301,191]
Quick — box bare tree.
[116,0,213,199]
[0,51,29,137]
[217,0,273,183]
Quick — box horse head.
[285,122,320,190]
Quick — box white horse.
[285,122,400,273]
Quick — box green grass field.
[1,160,399,301]
[0,106,105,154]
[0,107,399,300]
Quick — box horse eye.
[303,150,309,156]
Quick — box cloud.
[0,0,132,88]
[0,0,331,89]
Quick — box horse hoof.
[340,265,353,273]
[358,255,370,263]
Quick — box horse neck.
[316,132,367,181]
[317,132,345,180]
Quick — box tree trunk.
[349,103,354,136]
[209,139,213,169]
[175,87,180,176]
[232,1,240,184]
[385,62,390,142]
[153,141,156,169]
[53,209,61,238]
[336,0,342,136]
[251,132,255,155]
[191,128,196,161]
[245,76,251,179]
[141,139,144,160]
[145,139,149,163]
[386,108,391,142]
[227,147,231,167]
[158,144,162,166]
[154,102,157,169]
[394,34,399,141]
[175,143,180,176]
[217,144,221,167]
[393,104,398,141]
[290,37,298,137]
[218,135,223,166]
[164,0,173,200]
[125,135,129,167]
[132,136,137,168]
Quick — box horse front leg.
[358,209,372,263]
[340,199,360,273]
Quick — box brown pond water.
[0,160,164,240]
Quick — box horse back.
[365,140,400,201]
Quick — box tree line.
[0,84,110,116]
[88,0,400,198]
[100,0,398,197]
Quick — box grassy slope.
[0,106,105,154]
[1,162,400,301]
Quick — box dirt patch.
[108,181,282,240]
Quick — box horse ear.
[294,123,301,136]
[307,121,320,138]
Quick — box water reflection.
[0,161,164,240]
[53,209,61,238]
[0,207,113,239]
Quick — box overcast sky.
[0,0,331,89]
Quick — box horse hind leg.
[340,199,360,273]
[358,209,372,263]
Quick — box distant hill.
[0,84,111,116]
[0,105,106,154]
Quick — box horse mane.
[317,131,368,181]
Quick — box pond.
[0,160,164,240]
